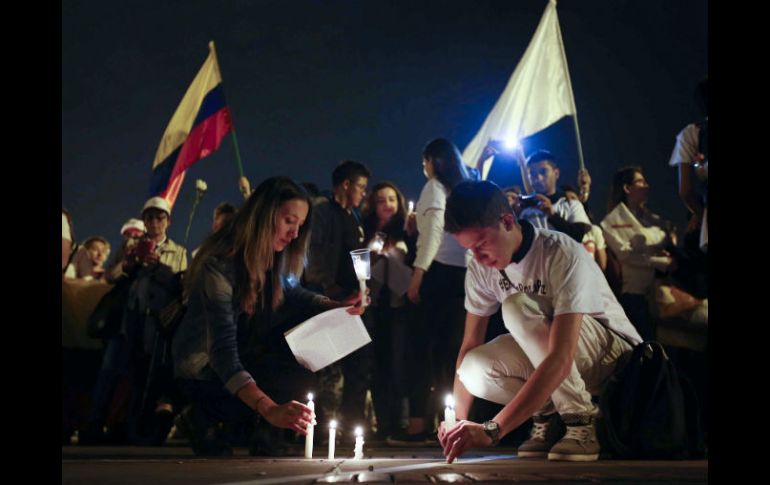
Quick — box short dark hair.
[214,202,236,217]
[301,182,320,198]
[445,180,513,234]
[502,185,522,195]
[525,149,558,170]
[561,184,578,195]
[332,160,371,188]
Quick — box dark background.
[62,0,707,253]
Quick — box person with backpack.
[81,197,188,445]
[436,180,642,463]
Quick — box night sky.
[62,0,707,255]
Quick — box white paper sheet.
[284,307,372,372]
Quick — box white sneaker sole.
[516,450,549,458]
[547,452,599,462]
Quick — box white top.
[582,224,606,251]
[63,212,77,277]
[518,196,591,231]
[62,212,71,241]
[465,224,641,346]
[668,123,699,166]
[669,123,708,252]
[600,203,672,295]
[413,178,468,270]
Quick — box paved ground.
[62,443,708,484]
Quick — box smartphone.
[519,194,540,209]
[135,239,156,260]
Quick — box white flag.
[463,0,576,176]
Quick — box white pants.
[457,293,632,418]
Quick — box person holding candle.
[173,177,365,456]
[436,181,641,463]
[388,138,471,446]
[304,160,374,436]
[361,182,417,439]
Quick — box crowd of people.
[62,80,707,462]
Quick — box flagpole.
[553,1,586,172]
[209,41,246,184]
[184,183,206,246]
[230,129,245,177]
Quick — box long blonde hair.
[185,177,313,314]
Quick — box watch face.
[485,421,498,431]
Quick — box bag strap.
[63,242,80,275]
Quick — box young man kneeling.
[438,181,641,462]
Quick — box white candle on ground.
[305,393,315,459]
[353,426,364,460]
[328,420,337,460]
[444,394,456,430]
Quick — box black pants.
[370,299,410,435]
[408,261,466,420]
[178,349,317,444]
[336,310,375,431]
[61,347,103,442]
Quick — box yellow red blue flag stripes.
[149,41,232,208]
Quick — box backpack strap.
[63,242,79,275]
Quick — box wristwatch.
[482,420,500,446]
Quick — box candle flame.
[307,392,314,401]
[355,426,363,436]
[445,394,455,408]
[329,419,337,429]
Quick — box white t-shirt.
[62,212,77,278]
[600,203,672,295]
[414,178,468,270]
[518,196,591,231]
[62,212,71,241]
[669,123,708,252]
[668,123,699,167]
[465,223,641,346]
[582,224,606,255]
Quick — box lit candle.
[305,393,315,459]
[369,232,387,254]
[353,426,364,460]
[328,420,337,460]
[369,238,384,254]
[444,394,456,431]
[408,200,415,213]
[350,249,371,308]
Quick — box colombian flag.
[149,41,232,208]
